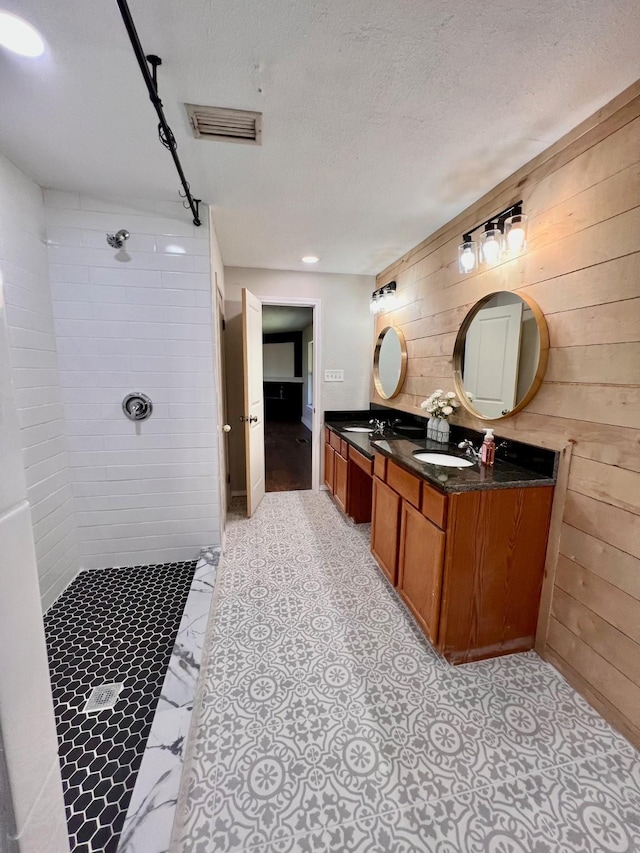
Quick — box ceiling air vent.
[185,104,262,145]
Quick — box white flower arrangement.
[419,389,463,420]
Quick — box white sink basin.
[413,452,474,468]
[342,426,374,433]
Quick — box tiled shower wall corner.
[0,152,69,851]
[0,152,79,611]
[45,192,221,569]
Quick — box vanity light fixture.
[0,11,45,56]
[301,255,320,264]
[458,201,527,274]
[370,280,397,314]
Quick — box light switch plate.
[324,369,344,382]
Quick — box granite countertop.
[325,421,556,494]
[325,421,380,458]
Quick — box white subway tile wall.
[0,155,79,611]
[45,193,220,570]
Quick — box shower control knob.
[122,392,153,422]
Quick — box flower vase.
[427,417,438,441]
[435,418,450,444]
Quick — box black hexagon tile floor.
[44,560,196,853]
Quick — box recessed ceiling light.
[301,256,319,264]
[0,12,45,57]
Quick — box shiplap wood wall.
[373,80,640,746]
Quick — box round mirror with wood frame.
[453,291,549,420]
[373,326,408,400]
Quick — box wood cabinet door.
[371,477,401,585]
[398,501,445,644]
[324,440,335,493]
[438,487,554,663]
[334,452,348,513]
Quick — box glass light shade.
[504,214,528,255]
[381,290,397,311]
[480,229,503,266]
[458,241,478,274]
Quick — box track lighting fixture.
[458,202,527,274]
[370,280,397,315]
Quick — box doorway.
[262,305,314,491]
[232,292,322,516]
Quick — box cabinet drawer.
[373,452,386,481]
[349,445,373,475]
[340,438,349,458]
[421,481,448,529]
[386,460,421,509]
[324,426,331,444]
[329,430,342,452]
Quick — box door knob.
[223,424,232,432]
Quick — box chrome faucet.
[457,439,481,460]
[369,418,388,435]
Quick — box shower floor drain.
[83,682,124,713]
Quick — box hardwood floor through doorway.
[265,419,312,491]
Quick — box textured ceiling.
[1,0,639,274]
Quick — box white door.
[242,288,265,516]
[463,301,523,418]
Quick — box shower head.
[106,229,130,249]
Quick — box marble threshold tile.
[118,548,220,853]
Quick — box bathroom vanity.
[324,415,557,665]
[324,424,374,523]
[371,439,554,664]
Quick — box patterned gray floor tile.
[248,830,329,853]
[335,750,640,853]
[176,491,639,853]
[311,672,631,823]
[431,675,633,770]
[204,720,325,851]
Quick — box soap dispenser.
[481,428,496,466]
